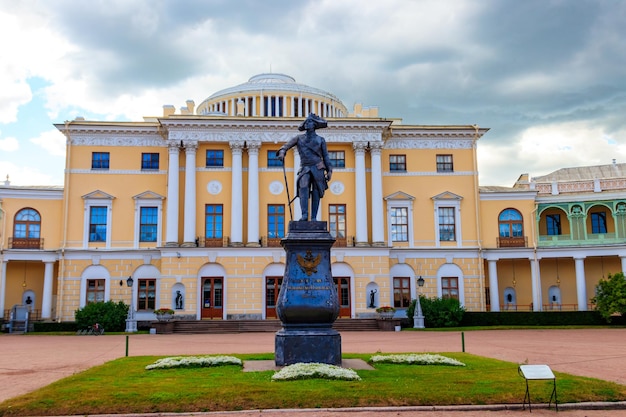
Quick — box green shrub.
[75,301,128,332]
[406,296,465,327]
[460,311,611,327]
[33,321,78,332]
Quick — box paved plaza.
[1,328,625,416]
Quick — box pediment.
[133,190,165,200]
[384,191,415,201]
[82,190,115,200]
[431,191,463,201]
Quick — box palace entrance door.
[201,277,223,319]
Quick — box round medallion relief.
[330,181,345,195]
[207,180,222,195]
[269,180,284,195]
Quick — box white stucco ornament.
[270,180,284,195]
[330,181,345,195]
[207,180,222,195]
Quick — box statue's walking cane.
[279,153,295,221]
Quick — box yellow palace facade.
[1,73,625,324]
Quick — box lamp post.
[125,276,137,333]
[413,276,425,329]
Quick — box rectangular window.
[329,151,345,168]
[89,206,107,242]
[438,207,456,241]
[393,277,411,308]
[268,205,285,238]
[206,150,224,167]
[267,150,283,167]
[546,214,561,235]
[91,152,110,169]
[390,155,406,171]
[137,279,156,310]
[436,154,453,172]
[205,204,223,239]
[390,207,408,242]
[441,277,459,300]
[329,204,346,239]
[591,212,607,234]
[86,279,105,304]
[141,153,159,170]
[139,207,158,242]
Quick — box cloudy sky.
[1,0,625,187]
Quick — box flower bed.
[145,355,242,370]
[272,362,361,381]
[370,353,465,367]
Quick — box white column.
[41,261,54,319]
[487,259,500,312]
[621,256,626,273]
[230,141,244,246]
[298,96,303,117]
[0,260,6,318]
[290,96,294,117]
[354,142,369,246]
[531,258,542,311]
[182,142,198,246]
[370,142,385,245]
[293,150,302,221]
[165,141,180,246]
[574,257,588,311]
[252,96,257,116]
[247,142,261,246]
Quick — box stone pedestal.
[152,321,174,334]
[275,221,341,366]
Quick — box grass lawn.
[1,352,625,416]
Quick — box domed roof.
[202,73,346,108]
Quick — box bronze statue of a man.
[278,113,333,221]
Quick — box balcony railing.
[198,236,230,248]
[9,237,44,249]
[497,236,527,248]
[538,233,626,247]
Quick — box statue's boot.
[299,187,309,221]
[310,189,320,220]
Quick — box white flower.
[272,362,361,381]
[370,354,465,366]
[145,355,242,370]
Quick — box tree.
[593,272,626,323]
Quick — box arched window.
[498,209,525,247]
[13,208,41,249]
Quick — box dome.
[196,73,348,118]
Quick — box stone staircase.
[169,318,379,334]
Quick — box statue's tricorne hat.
[298,113,328,131]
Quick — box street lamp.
[413,276,425,329]
[125,276,137,333]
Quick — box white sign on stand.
[518,365,558,412]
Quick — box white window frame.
[82,192,114,249]
[384,192,415,246]
[432,193,462,247]
[133,193,164,248]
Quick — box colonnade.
[0,258,55,319]
[203,94,345,118]
[164,138,385,248]
[486,255,626,312]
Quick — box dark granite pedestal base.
[275,327,342,366]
